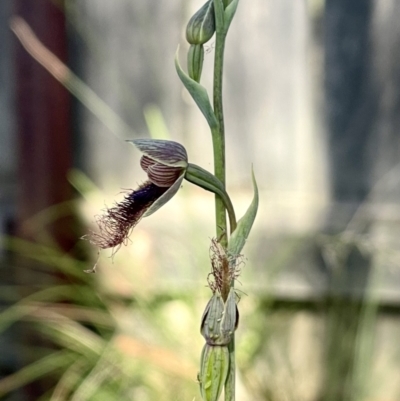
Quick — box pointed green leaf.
[227,168,258,256]
[213,0,225,31]
[224,0,239,31]
[175,48,218,130]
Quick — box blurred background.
[1,0,400,400]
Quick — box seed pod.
[199,344,230,401]
[201,293,225,344]
[200,290,238,345]
[186,0,215,45]
[187,44,204,82]
[220,288,239,340]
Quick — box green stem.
[212,1,235,400]
[224,339,235,401]
[212,1,228,249]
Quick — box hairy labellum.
[85,139,189,255]
[88,182,168,250]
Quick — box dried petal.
[208,238,242,297]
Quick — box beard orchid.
[87,138,237,253]
[88,139,187,251]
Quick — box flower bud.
[199,344,229,401]
[187,44,204,83]
[186,0,215,45]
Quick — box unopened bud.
[187,44,204,82]
[186,0,215,45]
[199,344,229,401]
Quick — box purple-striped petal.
[147,163,183,187]
[140,155,155,172]
[128,139,188,167]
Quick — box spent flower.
[201,289,238,346]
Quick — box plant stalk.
[212,1,235,400]
[212,1,228,249]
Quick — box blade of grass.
[0,350,75,398]
[10,16,134,139]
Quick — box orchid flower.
[88,139,236,252]
[88,139,187,250]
